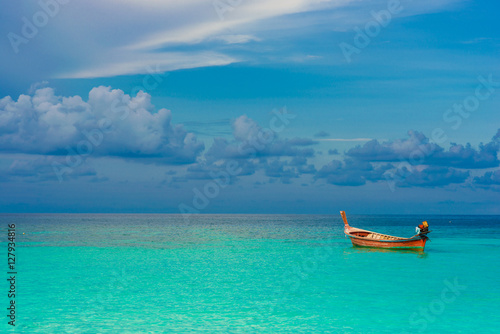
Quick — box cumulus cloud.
[0,87,204,164]
[314,131,330,138]
[346,130,500,169]
[474,170,500,186]
[315,159,391,186]
[183,160,256,182]
[290,156,317,174]
[264,159,299,184]
[175,114,318,184]
[258,157,316,184]
[0,157,96,183]
[396,166,469,188]
[314,159,473,189]
[432,142,499,169]
[312,129,500,189]
[206,115,315,161]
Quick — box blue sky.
[1,0,499,214]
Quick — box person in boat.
[416,221,429,235]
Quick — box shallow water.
[1,214,499,333]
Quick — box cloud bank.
[1,86,499,191]
[313,130,500,188]
[205,115,315,161]
[0,86,204,164]
[346,130,500,169]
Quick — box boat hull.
[347,235,427,250]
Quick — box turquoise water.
[1,214,499,333]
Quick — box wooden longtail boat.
[340,211,429,250]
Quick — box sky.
[0,0,499,214]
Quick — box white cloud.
[0,86,204,164]
[57,51,236,79]
[206,115,315,161]
[2,0,464,79]
[64,0,349,79]
[212,34,261,45]
[126,0,349,50]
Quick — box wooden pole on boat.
[340,211,349,227]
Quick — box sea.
[1,214,499,333]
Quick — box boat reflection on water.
[343,245,429,258]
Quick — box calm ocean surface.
[1,214,499,333]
